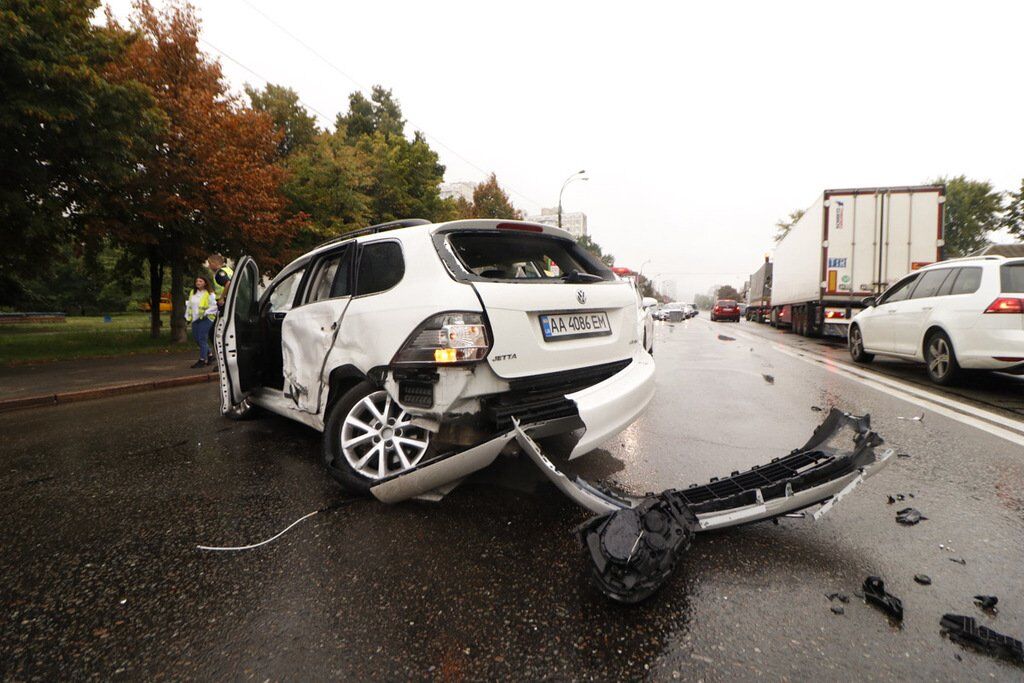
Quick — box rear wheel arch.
[323,364,374,418]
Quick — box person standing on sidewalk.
[206,254,233,364]
[185,276,218,368]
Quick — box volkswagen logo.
[576,289,587,305]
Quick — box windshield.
[446,232,613,282]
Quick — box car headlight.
[392,312,491,365]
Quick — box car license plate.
[539,311,612,341]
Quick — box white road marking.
[721,323,1024,448]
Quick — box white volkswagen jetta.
[848,255,1024,384]
[216,219,655,501]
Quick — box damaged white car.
[216,218,656,500]
[217,218,895,603]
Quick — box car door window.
[909,269,953,299]
[355,241,404,296]
[949,267,982,295]
[936,268,960,296]
[878,274,919,304]
[1002,263,1024,292]
[267,269,305,314]
[307,247,352,303]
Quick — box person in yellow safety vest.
[206,254,234,364]
[185,276,218,368]
[208,254,234,306]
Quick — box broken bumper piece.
[529,409,892,603]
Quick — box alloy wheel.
[340,390,429,480]
[928,337,951,379]
[850,327,863,356]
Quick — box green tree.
[773,209,805,243]
[578,234,615,267]
[0,0,164,304]
[337,86,405,142]
[282,130,372,248]
[245,83,319,158]
[931,176,1003,256]
[1003,177,1024,239]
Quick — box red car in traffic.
[711,299,741,322]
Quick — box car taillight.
[824,308,847,319]
[496,223,545,233]
[984,298,1024,314]
[392,312,491,365]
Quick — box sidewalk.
[0,351,217,412]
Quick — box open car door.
[217,256,262,414]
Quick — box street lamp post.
[558,169,588,229]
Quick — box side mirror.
[861,296,876,307]
[641,297,658,309]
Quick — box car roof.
[301,219,573,260]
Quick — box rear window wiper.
[560,270,605,283]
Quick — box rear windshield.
[446,232,612,281]
[717,300,736,306]
[1001,263,1024,293]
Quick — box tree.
[578,234,615,267]
[931,176,1003,256]
[1003,177,1024,239]
[282,130,372,249]
[0,0,164,304]
[105,1,295,341]
[245,83,319,158]
[449,173,522,219]
[714,284,741,301]
[336,86,405,142]
[773,209,805,243]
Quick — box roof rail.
[314,218,432,250]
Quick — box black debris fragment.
[940,614,1024,666]
[811,406,824,412]
[895,507,927,525]
[863,576,903,621]
[762,374,775,384]
[896,452,912,458]
[954,653,962,662]
[914,574,932,586]
[826,591,850,603]
[949,557,967,566]
[974,595,999,611]
[831,605,845,615]
[717,334,735,341]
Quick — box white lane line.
[722,324,1024,448]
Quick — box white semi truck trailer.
[771,185,945,338]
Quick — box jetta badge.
[576,289,587,304]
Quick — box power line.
[236,0,545,211]
[199,37,334,126]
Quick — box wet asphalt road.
[2,318,1023,681]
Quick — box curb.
[0,371,217,414]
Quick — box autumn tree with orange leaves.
[102,1,297,341]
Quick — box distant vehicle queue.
[738,184,1024,384]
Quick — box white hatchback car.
[217,219,655,501]
[848,255,1024,384]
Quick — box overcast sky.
[105,0,1024,300]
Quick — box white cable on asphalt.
[196,500,360,552]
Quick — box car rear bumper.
[565,349,656,459]
[954,328,1024,369]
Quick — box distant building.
[523,207,588,240]
[439,181,476,203]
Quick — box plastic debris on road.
[940,614,1024,666]
[863,576,904,621]
[973,595,999,611]
[914,574,932,586]
[895,507,927,525]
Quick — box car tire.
[848,324,874,363]
[924,330,961,385]
[322,381,432,495]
